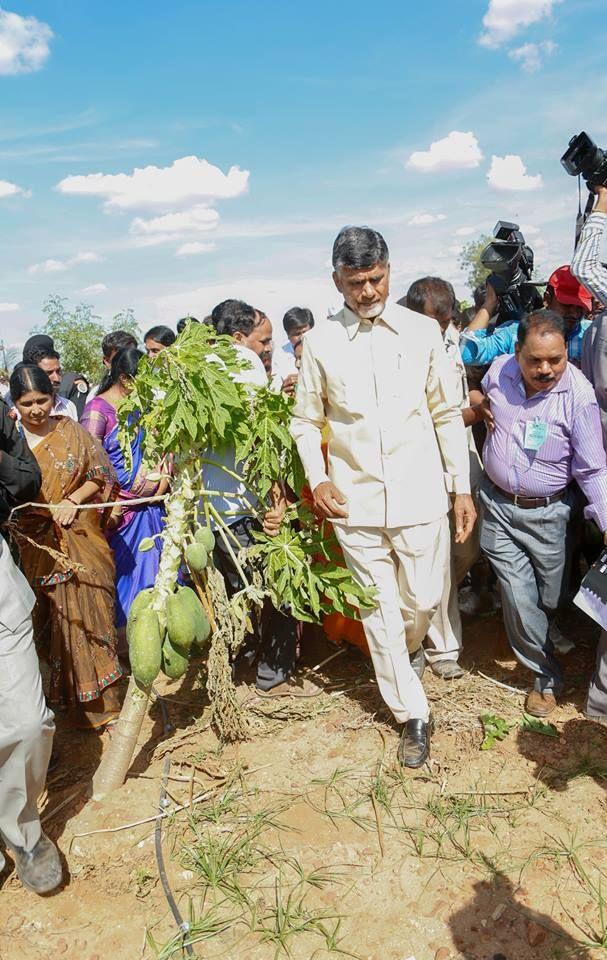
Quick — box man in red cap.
[460,265,591,367]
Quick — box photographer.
[571,186,607,443]
[0,399,61,894]
[460,266,591,367]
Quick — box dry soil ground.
[1,604,607,960]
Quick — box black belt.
[492,483,568,509]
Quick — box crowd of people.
[3,185,607,894]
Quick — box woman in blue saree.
[81,348,168,631]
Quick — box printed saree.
[15,417,123,728]
[81,396,165,627]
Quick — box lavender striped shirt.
[482,354,607,532]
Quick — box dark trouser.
[213,517,298,690]
[587,630,607,718]
[479,479,571,694]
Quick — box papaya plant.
[92,322,375,797]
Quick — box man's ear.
[515,342,521,359]
[332,270,342,294]
[232,331,245,345]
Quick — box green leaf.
[480,714,511,751]
[519,714,558,737]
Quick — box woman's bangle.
[66,495,79,506]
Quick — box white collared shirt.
[290,302,471,528]
[202,344,268,526]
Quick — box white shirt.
[442,322,482,492]
[290,302,471,528]
[202,344,268,526]
[270,342,297,392]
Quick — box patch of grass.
[254,874,345,959]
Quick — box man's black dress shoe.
[409,646,425,680]
[398,717,431,768]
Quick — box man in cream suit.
[291,226,475,767]
[0,399,61,893]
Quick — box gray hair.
[332,226,389,271]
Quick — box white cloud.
[156,275,337,338]
[407,131,483,173]
[28,251,102,274]
[519,223,541,235]
[407,213,447,226]
[455,226,477,237]
[175,241,216,257]
[130,205,219,247]
[508,39,556,72]
[479,0,562,48]
[81,283,108,295]
[0,302,18,312]
[56,156,249,211]
[487,154,543,191]
[0,8,53,75]
[0,178,30,198]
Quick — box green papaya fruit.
[179,586,211,652]
[166,588,195,655]
[161,636,189,680]
[194,526,216,553]
[184,542,208,573]
[126,588,154,631]
[128,607,162,688]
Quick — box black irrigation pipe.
[153,694,194,957]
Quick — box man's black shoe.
[398,718,431,768]
[409,646,425,680]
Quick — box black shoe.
[11,833,62,894]
[398,718,432,768]
[410,646,425,681]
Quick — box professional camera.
[480,221,543,324]
[561,132,607,189]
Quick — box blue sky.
[1,0,607,346]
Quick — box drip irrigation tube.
[153,693,193,957]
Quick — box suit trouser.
[425,507,480,663]
[334,516,449,723]
[0,613,55,871]
[479,480,570,693]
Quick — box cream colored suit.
[0,535,54,869]
[291,302,470,722]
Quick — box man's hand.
[262,502,286,537]
[594,185,607,216]
[466,280,499,332]
[482,281,498,317]
[281,374,298,397]
[453,494,477,544]
[312,481,349,520]
[474,396,495,431]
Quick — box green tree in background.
[458,235,492,294]
[40,295,141,383]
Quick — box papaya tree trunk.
[92,677,151,799]
[92,466,196,797]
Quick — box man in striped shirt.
[479,309,607,717]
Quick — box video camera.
[480,221,543,325]
[561,132,607,190]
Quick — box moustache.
[536,375,554,382]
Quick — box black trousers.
[213,517,298,690]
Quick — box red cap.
[548,265,592,312]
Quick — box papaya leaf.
[519,714,558,737]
